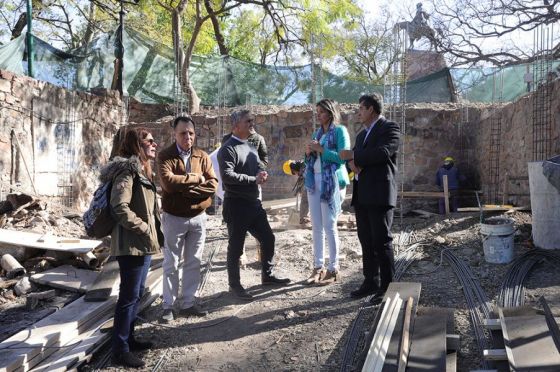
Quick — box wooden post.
[443,175,450,214]
[503,172,509,205]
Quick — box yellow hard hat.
[283,160,294,175]
[444,156,454,162]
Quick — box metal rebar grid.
[486,70,503,204]
[56,90,77,208]
[532,23,555,161]
[384,26,407,224]
[442,249,493,369]
[498,249,560,308]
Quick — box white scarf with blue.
[304,124,341,215]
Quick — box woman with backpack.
[304,99,350,286]
[99,127,164,368]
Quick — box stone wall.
[405,50,447,80]
[474,79,560,206]
[4,68,557,213]
[131,104,481,210]
[0,69,123,210]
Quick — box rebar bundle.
[498,249,560,308]
[442,249,493,369]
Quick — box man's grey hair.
[231,109,251,125]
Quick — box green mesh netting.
[1,28,558,105]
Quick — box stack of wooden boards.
[360,282,459,372]
[481,303,560,371]
[0,262,163,372]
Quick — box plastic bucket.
[480,217,515,264]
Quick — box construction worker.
[435,156,464,213]
[283,159,309,225]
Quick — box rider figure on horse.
[413,2,430,29]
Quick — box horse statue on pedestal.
[394,2,437,50]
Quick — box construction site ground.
[1,206,559,371]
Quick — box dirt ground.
[2,205,559,372]
[85,208,559,372]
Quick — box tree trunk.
[172,9,200,114]
[11,13,27,40]
[205,2,241,105]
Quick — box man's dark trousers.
[223,197,275,286]
[354,204,395,290]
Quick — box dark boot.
[112,352,145,368]
[350,281,381,298]
[229,284,254,301]
[129,337,154,351]
[262,272,291,285]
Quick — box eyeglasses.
[144,138,157,145]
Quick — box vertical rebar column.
[532,23,554,161]
[385,25,407,226]
[487,70,503,204]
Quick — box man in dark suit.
[339,93,400,299]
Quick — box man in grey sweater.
[218,109,290,300]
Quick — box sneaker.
[112,351,145,368]
[161,309,175,323]
[261,273,291,285]
[129,337,154,351]
[350,282,380,299]
[318,270,340,286]
[229,285,254,301]
[179,305,208,318]
[304,267,325,285]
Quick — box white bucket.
[480,217,515,264]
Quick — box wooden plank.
[383,299,406,372]
[445,351,457,372]
[0,294,117,371]
[0,229,100,254]
[482,318,501,330]
[399,191,445,198]
[457,205,514,212]
[482,349,507,361]
[382,282,422,307]
[362,294,403,372]
[443,175,450,214]
[84,260,119,302]
[500,312,560,371]
[30,271,163,372]
[446,334,460,352]
[30,265,99,293]
[407,313,447,371]
[396,297,414,372]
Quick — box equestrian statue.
[394,3,437,49]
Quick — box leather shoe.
[129,338,154,351]
[112,351,145,368]
[350,282,380,298]
[262,274,291,285]
[229,285,254,301]
[179,305,208,318]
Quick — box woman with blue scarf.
[304,99,350,285]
